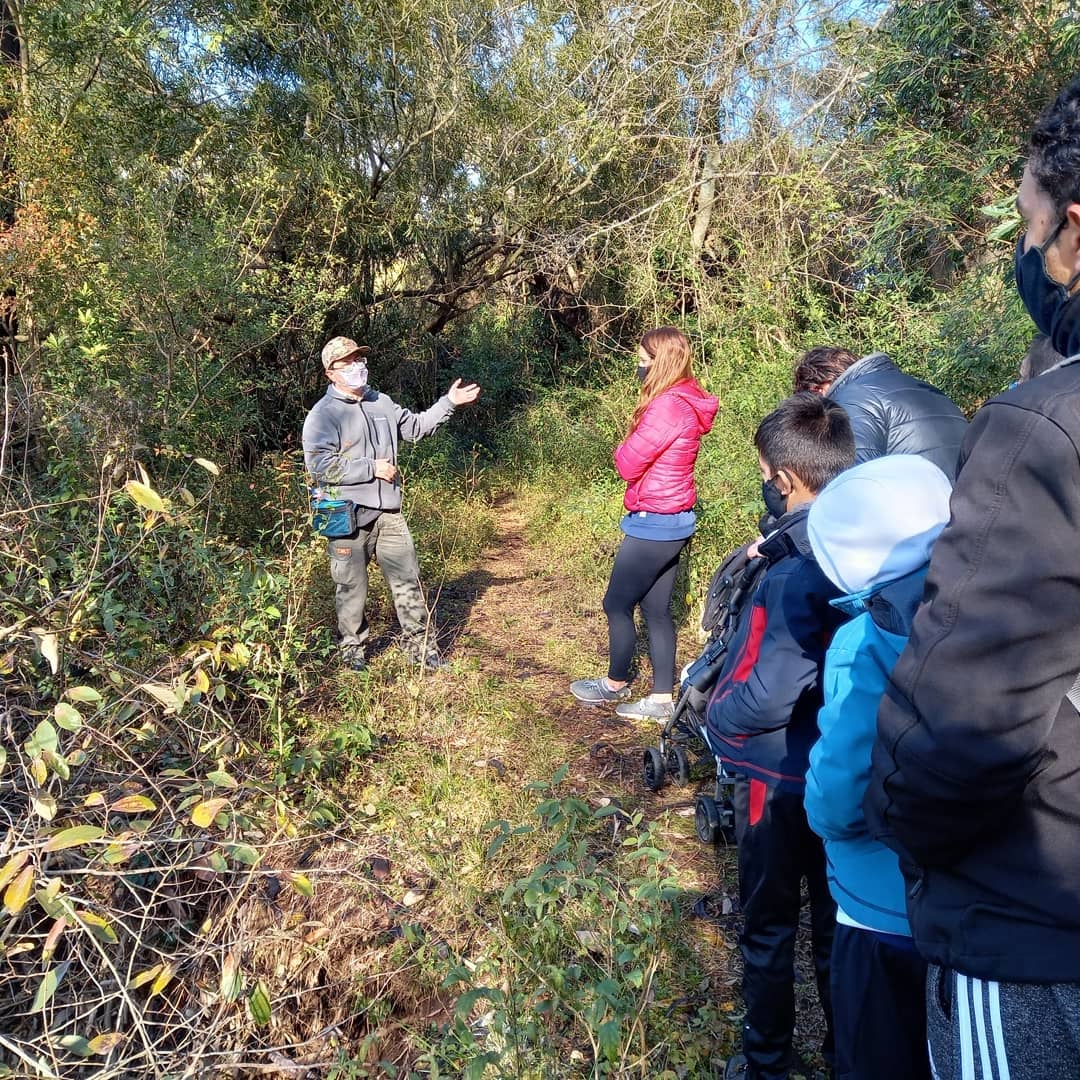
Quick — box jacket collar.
[830,565,928,636]
[828,351,895,394]
[759,504,813,564]
[325,384,376,405]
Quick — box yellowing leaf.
[109,795,156,814]
[30,756,47,786]
[44,826,106,852]
[35,631,59,674]
[123,480,166,513]
[190,797,230,828]
[65,686,102,704]
[193,457,220,476]
[220,951,242,1002]
[87,1033,125,1055]
[42,917,66,962]
[84,791,106,808]
[54,702,83,732]
[76,910,118,944]
[3,865,33,913]
[42,750,70,781]
[149,963,174,997]
[127,964,162,990]
[0,850,29,891]
[32,793,58,821]
[193,668,211,694]
[139,682,179,712]
[287,873,314,898]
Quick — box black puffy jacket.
[827,353,968,480]
[864,360,1080,982]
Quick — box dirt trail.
[436,495,731,904]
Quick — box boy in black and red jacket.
[706,392,855,1080]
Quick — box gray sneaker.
[615,696,675,723]
[570,677,633,704]
[341,646,367,672]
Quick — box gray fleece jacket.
[301,384,456,511]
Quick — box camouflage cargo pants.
[327,511,434,659]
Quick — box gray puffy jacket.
[827,353,967,480]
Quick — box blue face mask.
[1015,223,1080,357]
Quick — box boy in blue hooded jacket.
[805,454,953,1080]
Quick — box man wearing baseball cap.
[302,336,480,671]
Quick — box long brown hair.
[629,327,694,433]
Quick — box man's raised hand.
[448,379,481,406]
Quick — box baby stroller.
[641,541,767,845]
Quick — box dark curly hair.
[792,346,859,393]
[1029,77,1080,213]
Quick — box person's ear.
[1065,202,1080,283]
[773,469,793,496]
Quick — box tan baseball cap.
[321,336,371,368]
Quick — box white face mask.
[339,361,368,390]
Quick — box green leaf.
[54,702,83,732]
[193,457,220,476]
[206,769,239,789]
[226,843,260,866]
[247,979,271,1026]
[42,749,70,781]
[44,826,106,852]
[31,961,71,1012]
[25,720,59,757]
[57,1035,92,1058]
[65,686,102,704]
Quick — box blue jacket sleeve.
[831,386,888,465]
[806,620,883,842]
[709,568,824,738]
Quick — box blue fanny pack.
[311,495,356,538]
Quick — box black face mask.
[635,364,649,383]
[761,476,788,519]
[1015,223,1080,357]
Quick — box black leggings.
[602,534,688,694]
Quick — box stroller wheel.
[642,746,666,791]
[664,744,691,787]
[695,794,721,845]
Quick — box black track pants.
[831,923,930,1080]
[602,534,687,693]
[733,777,836,1080]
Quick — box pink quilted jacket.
[614,379,718,513]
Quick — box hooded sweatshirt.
[805,455,952,936]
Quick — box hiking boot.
[615,696,675,723]
[341,646,367,672]
[419,650,448,673]
[570,677,633,704]
[723,1054,748,1080]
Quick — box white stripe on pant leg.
[987,980,1012,1080]
[958,974,977,1080]
[972,977,995,1080]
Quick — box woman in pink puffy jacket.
[570,327,718,721]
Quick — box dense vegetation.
[2,0,1079,1076]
